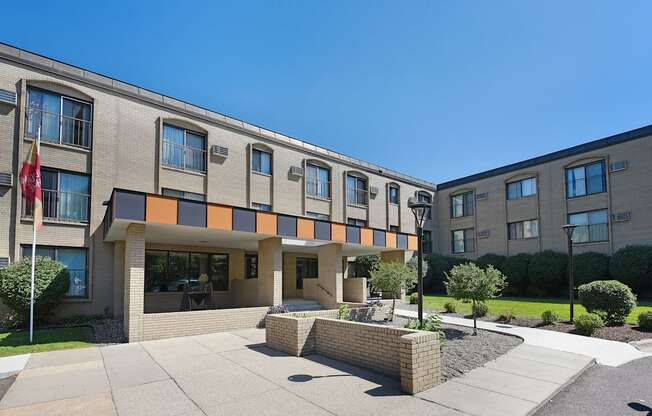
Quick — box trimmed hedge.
[578,280,637,325]
[425,254,467,293]
[573,252,610,286]
[0,256,69,324]
[476,253,506,271]
[609,245,652,292]
[638,311,652,330]
[528,250,567,296]
[501,253,532,296]
[574,313,604,336]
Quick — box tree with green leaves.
[445,263,507,335]
[369,261,417,321]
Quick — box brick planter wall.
[265,312,441,394]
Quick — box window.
[566,161,606,198]
[452,229,474,254]
[23,168,90,223]
[26,87,92,148]
[508,219,539,240]
[245,254,258,279]
[296,257,318,289]
[422,230,432,254]
[23,246,87,297]
[145,250,229,292]
[389,186,399,204]
[507,177,537,200]
[162,188,205,202]
[568,210,609,243]
[252,148,272,175]
[418,192,432,220]
[306,163,330,198]
[389,225,400,232]
[306,211,330,221]
[347,175,368,205]
[347,218,367,227]
[450,191,474,218]
[252,203,272,212]
[162,124,206,173]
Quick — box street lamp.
[408,196,430,326]
[562,224,577,323]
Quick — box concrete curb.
[0,354,30,380]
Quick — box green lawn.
[423,295,652,325]
[0,327,95,357]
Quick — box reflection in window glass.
[568,209,609,243]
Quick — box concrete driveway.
[0,328,462,416]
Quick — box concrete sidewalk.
[396,308,650,366]
[0,354,30,379]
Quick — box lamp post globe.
[562,224,578,323]
[408,196,430,325]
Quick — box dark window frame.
[252,202,272,212]
[161,123,207,173]
[346,174,368,206]
[506,177,537,200]
[245,254,258,279]
[22,167,91,223]
[306,163,331,199]
[567,209,609,244]
[565,160,607,199]
[162,188,205,202]
[450,191,474,219]
[144,249,230,293]
[507,219,539,240]
[347,218,367,227]
[22,245,89,298]
[252,148,273,175]
[451,228,475,254]
[388,185,399,205]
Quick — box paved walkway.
[0,328,465,416]
[0,354,29,379]
[396,308,650,366]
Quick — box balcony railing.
[572,223,609,243]
[23,189,90,223]
[306,179,330,198]
[347,188,368,206]
[162,140,207,173]
[25,108,92,149]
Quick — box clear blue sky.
[3,1,652,183]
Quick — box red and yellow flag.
[19,141,43,230]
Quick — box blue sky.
[3,1,652,183]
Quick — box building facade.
[433,126,652,259]
[0,44,431,340]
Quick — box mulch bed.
[506,317,652,343]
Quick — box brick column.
[123,223,145,342]
[399,331,441,394]
[317,243,343,308]
[258,237,282,306]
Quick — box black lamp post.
[562,224,577,323]
[408,196,430,326]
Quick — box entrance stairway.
[283,298,324,312]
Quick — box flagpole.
[28,127,40,344]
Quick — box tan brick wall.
[141,306,268,341]
[343,277,367,303]
[265,312,441,394]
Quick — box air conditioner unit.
[211,145,228,158]
[0,172,13,187]
[369,186,379,196]
[289,166,304,177]
[609,160,628,172]
[477,229,490,238]
[0,89,16,106]
[476,192,488,200]
[612,211,631,222]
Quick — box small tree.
[445,263,507,335]
[354,255,380,278]
[369,261,417,321]
[0,256,69,325]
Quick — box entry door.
[296,262,306,290]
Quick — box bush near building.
[609,245,652,293]
[475,253,506,272]
[574,313,604,336]
[0,257,69,325]
[573,252,610,286]
[500,253,532,296]
[577,280,637,326]
[424,254,466,292]
[527,250,568,297]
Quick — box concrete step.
[283,299,323,312]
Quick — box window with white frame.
[568,210,609,243]
[508,219,539,240]
[507,177,537,200]
[162,124,206,173]
[306,163,330,198]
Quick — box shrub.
[409,292,419,304]
[0,256,69,324]
[638,311,652,331]
[369,262,417,321]
[610,245,652,291]
[267,305,289,315]
[574,313,604,336]
[541,310,559,325]
[445,263,505,334]
[573,252,610,286]
[443,300,457,313]
[337,304,350,320]
[476,253,506,272]
[497,309,514,323]
[577,280,637,325]
[354,255,380,278]
[472,301,489,318]
[404,315,444,338]
[528,250,567,296]
[501,253,532,296]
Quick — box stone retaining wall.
[265,312,441,394]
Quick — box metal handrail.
[306,179,331,198]
[22,189,90,223]
[572,223,609,243]
[25,107,92,148]
[162,140,207,173]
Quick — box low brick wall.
[141,306,268,341]
[265,313,441,394]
